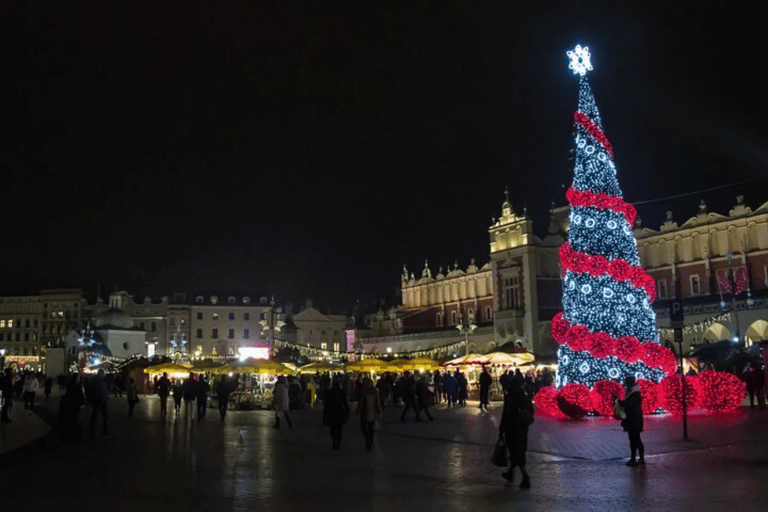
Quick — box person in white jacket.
[23,373,40,411]
[273,376,292,429]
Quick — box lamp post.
[724,252,744,346]
[259,298,285,358]
[455,312,477,356]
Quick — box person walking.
[182,373,197,421]
[479,367,492,412]
[416,375,434,421]
[1,368,14,423]
[59,374,85,442]
[617,375,644,466]
[44,376,53,401]
[126,378,139,416]
[357,377,381,450]
[23,373,40,411]
[433,370,443,404]
[216,376,234,421]
[400,372,421,422]
[456,371,468,407]
[499,378,533,488]
[323,377,349,450]
[172,381,183,414]
[86,369,110,437]
[157,372,171,416]
[196,376,210,420]
[443,370,457,407]
[273,376,292,429]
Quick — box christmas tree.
[551,46,677,390]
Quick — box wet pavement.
[1,395,767,512]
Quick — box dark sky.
[3,1,766,312]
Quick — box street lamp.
[455,313,477,356]
[720,252,752,345]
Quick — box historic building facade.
[637,197,768,354]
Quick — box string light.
[697,370,745,412]
[556,382,592,418]
[637,379,661,415]
[660,374,699,415]
[533,386,566,418]
[590,379,625,416]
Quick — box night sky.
[3,1,766,312]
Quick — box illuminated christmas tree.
[551,45,677,390]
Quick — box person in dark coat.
[196,376,210,420]
[479,367,492,412]
[157,372,171,416]
[499,378,533,488]
[323,378,350,450]
[443,370,457,407]
[456,371,468,407]
[400,373,421,422]
[1,368,15,423]
[433,370,443,404]
[59,374,85,442]
[617,375,644,466]
[172,381,183,414]
[86,369,110,437]
[415,375,434,421]
[44,377,53,401]
[216,376,235,421]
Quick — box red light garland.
[565,186,637,227]
[574,110,614,159]
[660,374,699,415]
[590,379,625,416]
[556,382,593,418]
[533,386,566,418]
[696,370,745,412]
[559,243,657,303]
[637,379,661,415]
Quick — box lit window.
[197,345,202,353]
[228,312,235,321]
[690,275,701,295]
[333,343,340,352]
[321,342,328,350]
[243,329,250,339]
[212,313,219,320]
[0,320,4,328]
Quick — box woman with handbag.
[498,378,534,488]
[617,375,644,466]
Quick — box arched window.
[228,296,236,304]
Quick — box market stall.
[212,359,292,410]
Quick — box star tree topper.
[567,45,593,76]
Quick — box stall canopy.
[484,352,535,366]
[143,363,193,379]
[442,354,491,367]
[345,358,395,373]
[298,361,344,373]
[215,358,292,375]
[399,357,441,371]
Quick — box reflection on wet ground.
[2,397,768,512]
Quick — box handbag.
[492,435,508,467]
[613,399,626,420]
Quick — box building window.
[139,322,145,330]
[25,319,30,328]
[33,319,38,328]
[210,296,218,305]
[197,312,203,320]
[321,342,328,350]
[333,342,340,352]
[170,318,176,326]
[764,265,768,287]
[0,320,4,328]
[228,297,236,304]
[24,332,29,342]
[467,309,474,321]
[690,275,701,296]
[243,297,250,305]
[151,322,157,332]
[503,276,521,310]
[212,313,219,320]
[243,329,250,339]
[197,345,203,353]
[228,312,235,321]
[212,328,218,338]
[436,312,443,327]
[321,330,327,335]
[657,279,668,300]
[486,306,492,321]
[32,333,37,342]
[260,313,266,321]
[244,312,250,321]
[451,311,457,325]
[228,329,235,339]
[196,296,204,304]
[197,329,203,339]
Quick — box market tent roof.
[345,358,393,372]
[217,358,292,375]
[298,361,344,373]
[144,363,193,374]
[442,354,490,367]
[485,352,535,365]
[190,360,228,370]
[399,357,441,371]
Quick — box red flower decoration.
[637,379,661,415]
[534,386,565,418]
[657,346,678,375]
[588,332,616,359]
[572,252,589,272]
[587,255,609,276]
[615,335,645,363]
[660,374,699,415]
[551,312,570,344]
[642,342,666,369]
[697,371,745,412]
[590,379,625,416]
[556,383,593,419]
[566,324,590,352]
[608,259,631,281]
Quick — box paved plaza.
[1,394,767,512]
